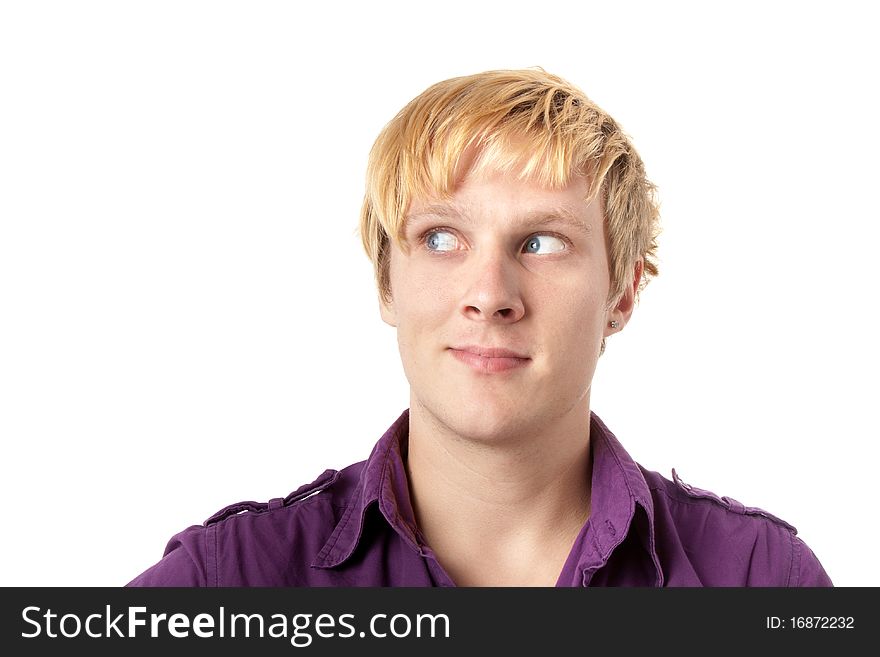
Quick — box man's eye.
[425,230,459,252]
[523,235,566,254]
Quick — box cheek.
[394,271,456,331]
[540,288,606,352]
[392,281,454,385]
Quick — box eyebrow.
[404,204,594,236]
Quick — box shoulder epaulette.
[203,468,340,526]
[671,468,797,534]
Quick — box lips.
[448,345,530,374]
[450,345,529,359]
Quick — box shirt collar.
[312,409,420,569]
[313,408,664,587]
[581,412,664,586]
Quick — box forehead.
[404,169,600,235]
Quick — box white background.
[1,1,877,587]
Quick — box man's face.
[380,167,636,443]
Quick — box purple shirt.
[127,409,832,587]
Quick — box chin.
[435,395,538,444]
[458,413,513,441]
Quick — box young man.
[128,69,832,587]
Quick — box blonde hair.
[359,68,660,309]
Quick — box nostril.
[463,304,521,321]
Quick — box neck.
[404,397,593,585]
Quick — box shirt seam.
[317,499,359,564]
[788,531,801,587]
[206,523,218,588]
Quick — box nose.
[459,250,525,324]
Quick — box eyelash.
[418,226,571,255]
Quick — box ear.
[379,292,397,327]
[604,258,643,337]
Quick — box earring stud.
[609,320,620,329]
